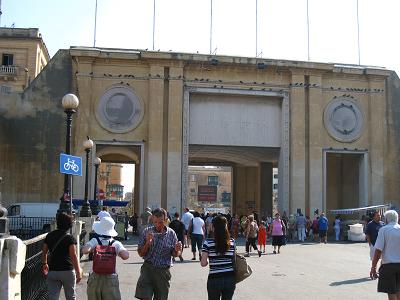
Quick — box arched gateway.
[1,47,399,218]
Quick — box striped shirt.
[139,226,178,268]
[202,238,235,278]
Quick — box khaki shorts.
[87,272,121,300]
[378,263,400,294]
[135,262,171,300]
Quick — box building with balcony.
[0,27,50,93]
[98,163,124,200]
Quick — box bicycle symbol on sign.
[63,158,79,172]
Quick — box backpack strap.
[95,236,103,246]
[95,236,115,246]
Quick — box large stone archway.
[90,141,145,214]
[182,87,290,214]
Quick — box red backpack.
[93,236,116,274]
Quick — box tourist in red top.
[258,221,267,253]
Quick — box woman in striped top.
[201,215,236,300]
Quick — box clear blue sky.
[2,0,399,74]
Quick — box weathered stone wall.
[0,50,72,207]
[384,72,400,208]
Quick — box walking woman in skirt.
[269,213,286,254]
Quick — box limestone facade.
[1,46,399,218]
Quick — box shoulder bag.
[232,242,252,283]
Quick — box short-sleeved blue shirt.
[365,220,384,246]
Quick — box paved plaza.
[71,237,386,300]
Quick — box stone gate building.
[1,46,400,217]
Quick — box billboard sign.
[198,185,217,202]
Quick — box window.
[273,184,278,190]
[208,176,219,186]
[8,205,20,216]
[0,85,11,95]
[273,174,278,179]
[190,174,197,182]
[2,54,14,66]
[190,188,196,195]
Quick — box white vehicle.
[7,203,58,234]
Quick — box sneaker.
[172,257,176,262]
[191,257,196,260]
[179,256,184,262]
[273,250,277,254]
[258,250,262,257]
[244,253,250,257]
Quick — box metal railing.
[0,65,17,75]
[9,217,55,240]
[22,233,48,300]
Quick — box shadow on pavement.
[330,277,371,286]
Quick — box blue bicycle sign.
[60,153,82,176]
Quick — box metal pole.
[306,0,310,61]
[65,110,72,200]
[84,149,90,202]
[356,0,361,65]
[210,0,213,54]
[255,0,258,57]
[92,164,99,214]
[152,0,156,50]
[59,110,74,214]
[80,148,92,216]
[0,0,3,27]
[59,94,79,217]
[93,0,98,47]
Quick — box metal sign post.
[59,153,82,222]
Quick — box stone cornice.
[69,46,392,78]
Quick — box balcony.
[0,65,18,80]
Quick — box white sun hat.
[92,216,118,237]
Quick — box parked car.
[7,203,58,239]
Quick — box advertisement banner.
[198,185,217,202]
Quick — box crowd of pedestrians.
[42,205,400,300]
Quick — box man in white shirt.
[370,210,400,300]
[181,208,193,248]
[189,211,205,260]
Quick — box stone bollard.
[0,236,26,300]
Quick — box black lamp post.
[58,94,79,215]
[91,157,102,215]
[80,137,94,217]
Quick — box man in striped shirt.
[135,208,182,300]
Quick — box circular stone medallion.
[323,97,364,143]
[96,86,144,133]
